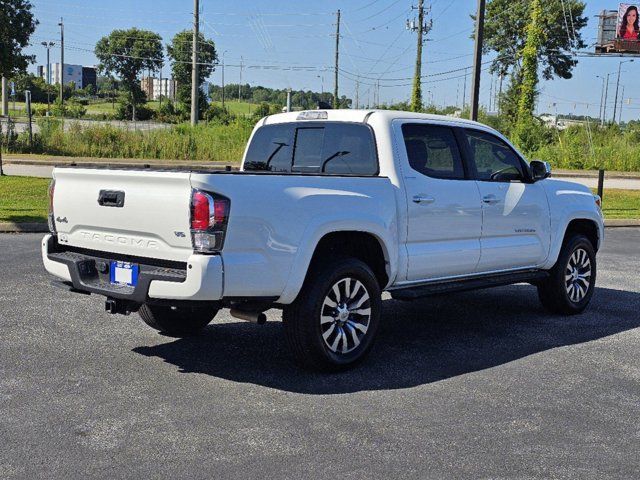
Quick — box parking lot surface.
[1,230,639,479]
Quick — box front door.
[462,128,550,272]
[397,122,483,282]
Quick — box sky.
[23,0,640,122]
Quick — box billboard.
[596,5,640,53]
[617,3,640,39]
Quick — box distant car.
[42,110,604,370]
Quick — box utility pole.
[238,56,243,102]
[497,73,503,114]
[190,0,199,126]
[410,0,425,112]
[221,52,226,108]
[1,77,7,117]
[58,18,64,106]
[333,9,341,109]
[602,73,610,126]
[355,78,359,109]
[618,85,625,124]
[462,67,468,110]
[286,88,292,112]
[159,67,163,110]
[470,0,486,121]
[613,59,633,123]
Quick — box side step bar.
[390,270,549,301]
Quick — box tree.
[482,0,586,133]
[514,0,544,150]
[483,0,586,81]
[95,28,163,119]
[166,30,217,115]
[0,0,38,78]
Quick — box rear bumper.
[41,235,223,302]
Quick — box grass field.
[1,175,639,224]
[594,188,640,219]
[0,176,50,223]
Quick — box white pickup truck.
[43,110,604,370]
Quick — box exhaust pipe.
[230,308,267,325]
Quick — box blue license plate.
[109,261,139,287]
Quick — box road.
[1,118,170,135]
[3,163,640,190]
[1,230,639,479]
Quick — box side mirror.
[530,160,551,181]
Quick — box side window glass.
[465,130,524,182]
[244,124,293,172]
[401,124,465,180]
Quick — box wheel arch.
[543,214,603,270]
[277,226,395,304]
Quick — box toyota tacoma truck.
[42,110,604,370]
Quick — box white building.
[141,76,177,101]
[50,63,83,89]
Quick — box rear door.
[395,121,483,281]
[53,168,194,262]
[461,128,550,272]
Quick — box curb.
[1,220,639,234]
[0,222,49,233]
[603,219,640,227]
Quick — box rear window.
[244,122,378,175]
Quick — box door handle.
[413,194,435,204]
[482,194,500,205]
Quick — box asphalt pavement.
[1,230,639,479]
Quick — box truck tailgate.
[52,168,194,262]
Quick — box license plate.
[109,261,139,287]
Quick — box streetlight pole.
[41,42,54,114]
[596,75,605,124]
[602,73,611,126]
[613,59,633,124]
[58,18,64,106]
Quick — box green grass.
[1,175,639,226]
[0,176,50,223]
[210,101,260,116]
[594,188,640,219]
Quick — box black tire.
[282,257,382,371]
[138,304,218,337]
[537,234,597,315]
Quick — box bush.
[115,103,154,121]
[5,119,255,162]
[205,104,235,124]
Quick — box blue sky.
[24,0,640,121]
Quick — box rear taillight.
[190,189,230,253]
[48,179,57,235]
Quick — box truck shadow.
[133,285,640,394]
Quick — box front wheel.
[138,304,218,337]
[537,234,597,315]
[282,257,382,371]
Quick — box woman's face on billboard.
[627,8,637,26]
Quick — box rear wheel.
[282,257,382,371]
[138,304,218,336]
[537,234,596,315]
